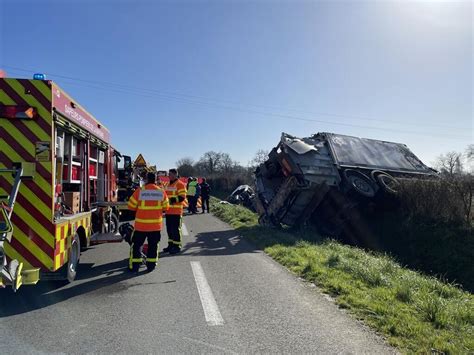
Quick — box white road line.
[182,223,189,236]
[190,261,224,326]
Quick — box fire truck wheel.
[110,213,119,234]
[64,233,81,283]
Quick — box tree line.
[175,150,269,198]
[434,144,473,177]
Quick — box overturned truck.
[255,132,435,236]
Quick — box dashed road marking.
[190,261,224,326]
[182,223,189,236]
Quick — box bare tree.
[220,153,235,174]
[466,145,474,173]
[435,151,464,177]
[197,151,224,175]
[453,175,474,225]
[176,157,196,177]
[249,149,269,167]
[467,144,474,160]
[176,157,194,167]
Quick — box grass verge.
[210,198,474,354]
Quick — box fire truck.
[0,77,128,291]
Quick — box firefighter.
[127,172,169,272]
[163,168,187,254]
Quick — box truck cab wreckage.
[255,132,436,236]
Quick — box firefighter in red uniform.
[127,172,169,272]
[163,168,187,254]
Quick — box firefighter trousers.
[129,230,161,271]
[165,214,182,248]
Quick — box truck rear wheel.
[343,170,376,198]
[376,173,400,194]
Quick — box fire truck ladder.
[0,167,39,291]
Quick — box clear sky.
[1,0,472,170]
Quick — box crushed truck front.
[255,132,435,230]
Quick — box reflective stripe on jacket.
[128,184,169,231]
[165,179,187,215]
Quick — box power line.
[4,65,470,131]
[3,66,472,140]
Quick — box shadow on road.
[178,228,260,257]
[0,258,140,317]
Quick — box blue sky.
[1,0,472,170]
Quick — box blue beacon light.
[33,73,46,80]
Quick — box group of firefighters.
[126,169,210,273]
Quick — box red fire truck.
[0,77,127,291]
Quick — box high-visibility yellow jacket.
[128,184,169,231]
[187,181,198,196]
[165,179,187,215]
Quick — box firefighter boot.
[169,245,181,255]
[146,263,156,273]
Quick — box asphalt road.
[0,212,394,354]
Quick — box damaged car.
[227,185,256,210]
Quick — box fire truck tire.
[110,213,119,234]
[62,233,81,283]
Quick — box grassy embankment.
[210,198,474,354]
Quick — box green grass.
[210,198,474,354]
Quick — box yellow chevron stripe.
[0,160,7,197]
[2,120,37,157]
[0,89,16,104]
[1,121,52,174]
[1,143,52,196]
[17,184,51,220]
[0,154,51,220]
[4,243,33,269]
[12,225,54,269]
[30,80,52,102]
[0,90,51,142]
[5,80,52,127]
[23,120,51,142]
[14,204,54,248]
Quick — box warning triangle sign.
[133,154,147,167]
